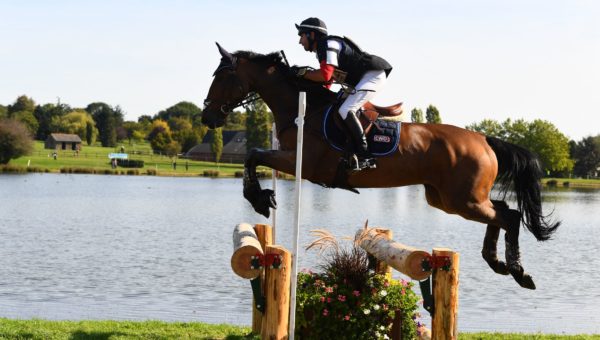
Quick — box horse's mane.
[233,50,337,106]
[233,50,285,68]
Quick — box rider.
[294,17,393,170]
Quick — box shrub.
[235,171,244,178]
[0,118,34,164]
[203,170,219,177]
[116,159,144,168]
[146,169,157,176]
[296,230,422,339]
[546,179,558,187]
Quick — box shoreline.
[2,165,599,189]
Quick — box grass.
[6,141,249,178]
[542,177,600,189]
[0,319,597,339]
[0,318,258,340]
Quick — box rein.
[220,92,261,114]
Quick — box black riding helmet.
[295,17,327,36]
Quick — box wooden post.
[357,227,431,280]
[262,245,291,340]
[371,228,393,277]
[231,223,263,279]
[431,248,460,340]
[252,224,273,334]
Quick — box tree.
[571,135,600,178]
[8,95,35,114]
[121,121,144,145]
[155,101,202,121]
[163,140,182,158]
[11,110,39,136]
[147,119,173,153]
[224,110,246,130]
[210,128,223,162]
[0,118,34,164]
[0,105,7,119]
[410,108,424,123]
[245,99,272,152]
[51,110,98,145]
[86,102,121,147]
[425,105,442,124]
[34,102,70,140]
[465,119,505,138]
[466,118,573,174]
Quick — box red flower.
[338,295,346,302]
[323,309,329,316]
[320,296,326,303]
[352,290,360,297]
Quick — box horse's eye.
[203,99,211,108]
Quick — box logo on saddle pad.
[373,134,391,143]
[323,105,401,156]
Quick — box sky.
[1,0,598,141]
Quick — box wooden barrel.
[357,227,431,280]
[231,223,263,279]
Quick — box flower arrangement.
[295,229,422,340]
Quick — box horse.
[201,43,559,290]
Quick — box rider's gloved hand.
[290,65,309,78]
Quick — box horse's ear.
[216,42,233,62]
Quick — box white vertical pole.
[288,92,305,340]
[271,122,279,242]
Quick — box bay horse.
[201,43,559,289]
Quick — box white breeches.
[338,70,387,119]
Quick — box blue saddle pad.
[323,105,401,156]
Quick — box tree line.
[0,95,273,163]
[1,95,598,178]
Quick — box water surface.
[0,174,598,333]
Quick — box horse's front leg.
[243,148,297,218]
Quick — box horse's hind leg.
[493,201,536,289]
[482,201,510,275]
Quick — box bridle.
[204,50,290,116]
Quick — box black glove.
[290,65,309,78]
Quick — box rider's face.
[298,32,313,52]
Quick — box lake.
[0,173,598,334]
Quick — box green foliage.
[245,99,272,152]
[425,105,441,124]
[466,118,574,174]
[34,102,71,140]
[571,135,600,178]
[0,119,34,164]
[296,234,421,340]
[8,95,35,114]
[410,108,424,123]
[11,110,39,136]
[155,101,202,121]
[210,128,223,162]
[0,105,7,118]
[115,159,145,168]
[224,110,247,130]
[163,140,182,158]
[147,120,174,153]
[86,102,123,147]
[50,110,98,145]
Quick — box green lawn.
[7,141,247,177]
[0,319,597,339]
[0,318,257,340]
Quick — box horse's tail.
[486,136,560,241]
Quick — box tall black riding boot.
[343,112,376,170]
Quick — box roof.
[48,133,82,143]
[186,130,247,155]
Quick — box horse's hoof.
[514,272,536,290]
[509,265,536,290]
[253,189,276,218]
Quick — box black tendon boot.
[343,111,377,170]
